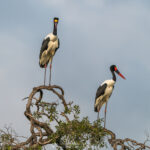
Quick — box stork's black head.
[53,17,59,35]
[110,65,126,80]
[53,17,59,24]
[110,65,116,72]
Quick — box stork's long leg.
[49,58,53,86]
[44,64,47,86]
[97,111,100,120]
[104,102,108,128]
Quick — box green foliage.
[54,104,106,149]
[33,101,106,149]
[0,133,14,150]
[1,99,106,150]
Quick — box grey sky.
[0,0,150,148]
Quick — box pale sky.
[0,0,150,149]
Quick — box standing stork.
[94,65,126,128]
[39,17,60,85]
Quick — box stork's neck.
[53,23,57,35]
[111,70,116,81]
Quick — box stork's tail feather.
[39,61,49,68]
[39,63,45,68]
[94,100,104,113]
[94,106,98,112]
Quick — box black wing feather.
[39,37,50,59]
[39,37,50,67]
[94,83,107,112]
[95,83,107,100]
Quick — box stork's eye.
[54,20,58,23]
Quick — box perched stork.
[39,17,60,85]
[94,65,126,128]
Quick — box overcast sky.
[0,0,150,149]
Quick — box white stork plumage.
[94,65,126,128]
[39,17,60,85]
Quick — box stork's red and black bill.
[114,67,126,79]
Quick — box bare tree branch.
[0,85,150,150]
[104,128,150,150]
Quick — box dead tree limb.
[11,85,68,150]
[104,128,150,150]
[0,85,150,150]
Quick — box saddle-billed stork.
[39,17,60,85]
[94,65,126,128]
